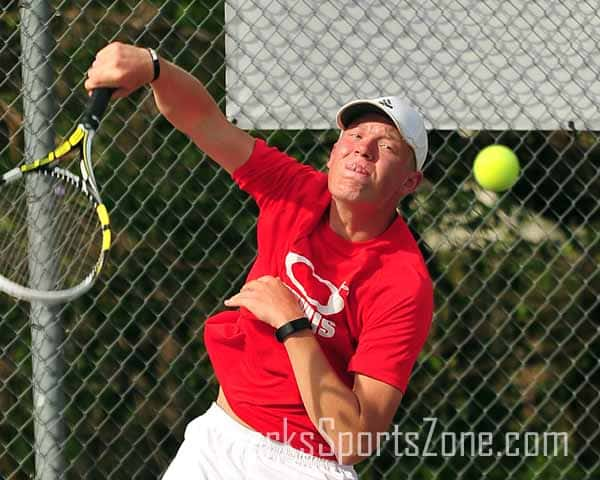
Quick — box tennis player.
[86,42,434,480]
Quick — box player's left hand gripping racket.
[0,88,114,304]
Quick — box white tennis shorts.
[162,402,358,480]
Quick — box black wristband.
[148,48,160,82]
[275,317,312,343]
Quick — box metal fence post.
[19,1,65,479]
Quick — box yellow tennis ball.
[473,145,520,192]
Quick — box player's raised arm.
[84,42,254,175]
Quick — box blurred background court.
[0,1,598,478]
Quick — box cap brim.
[336,100,395,130]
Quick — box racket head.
[0,87,113,304]
[0,163,110,304]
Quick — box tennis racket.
[0,87,114,303]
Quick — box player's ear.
[401,171,423,195]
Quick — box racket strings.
[55,189,100,283]
[0,170,102,292]
[41,171,101,288]
[0,185,31,286]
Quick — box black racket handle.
[84,87,116,129]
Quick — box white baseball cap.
[336,96,429,171]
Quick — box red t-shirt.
[204,139,433,459]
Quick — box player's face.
[327,113,421,207]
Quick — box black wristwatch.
[275,317,312,342]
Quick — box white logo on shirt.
[284,252,348,338]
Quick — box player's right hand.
[85,42,155,99]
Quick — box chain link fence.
[1,0,598,479]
